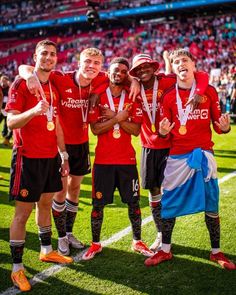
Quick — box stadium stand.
[0,0,235,115]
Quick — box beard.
[40,67,53,73]
[113,81,123,85]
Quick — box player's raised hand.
[26,74,41,97]
[61,160,70,177]
[159,117,175,136]
[99,104,116,120]
[89,93,100,111]
[33,100,49,116]
[129,78,140,101]
[116,109,129,123]
[215,113,231,133]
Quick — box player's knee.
[13,212,30,226]
[54,189,67,202]
[38,197,53,211]
[68,186,80,201]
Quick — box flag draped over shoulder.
[161,148,219,219]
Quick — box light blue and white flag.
[161,148,219,218]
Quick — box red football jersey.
[162,84,222,155]
[89,89,143,164]
[6,78,59,158]
[50,70,108,144]
[138,74,176,149]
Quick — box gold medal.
[151,124,156,133]
[179,125,187,135]
[113,129,121,139]
[47,121,55,131]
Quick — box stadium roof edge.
[0,0,236,33]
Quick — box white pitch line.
[1,171,236,295]
[218,171,236,184]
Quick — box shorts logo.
[20,189,29,198]
[96,192,103,199]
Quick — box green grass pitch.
[0,125,236,294]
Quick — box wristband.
[158,131,167,138]
[221,126,231,134]
[60,151,69,162]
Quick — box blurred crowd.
[0,0,177,26]
[0,0,64,26]
[0,0,199,26]
[0,2,236,124]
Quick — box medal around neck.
[47,121,55,131]
[179,125,187,135]
[113,129,121,139]
[176,80,195,137]
[151,124,156,133]
[34,72,55,131]
[141,78,158,135]
[106,87,125,140]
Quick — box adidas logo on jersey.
[65,88,72,93]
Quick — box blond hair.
[80,48,104,61]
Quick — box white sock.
[40,245,53,255]
[161,243,171,253]
[211,248,220,254]
[12,263,24,273]
[133,239,140,244]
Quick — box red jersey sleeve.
[88,105,100,123]
[130,100,143,124]
[160,86,175,122]
[91,72,109,94]
[194,71,209,95]
[6,78,26,113]
[49,70,65,83]
[158,72,209,97]
[206,85,222,134]
[157,73,176,87]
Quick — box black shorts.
[66,142,91,176]
[92,164,140,206]
[9,148,63,203]
[140,147,169,189]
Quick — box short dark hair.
[169,48,195,63]
[35,39,57,52]
[109,57,130,70]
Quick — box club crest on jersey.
[158,89,163,98]
[96,192,103,199]
[199,95,207,103]
[20,189,29,198]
